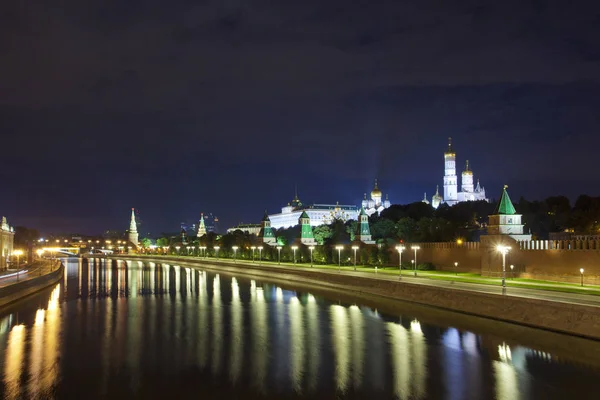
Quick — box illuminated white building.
[433,138,488,208]
[268,192,358,229]
[1,216,14,270]
[361,179,391,216]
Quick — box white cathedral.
[361,179,391,216]
[428,138,488,209]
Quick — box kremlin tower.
[128,208,139,246]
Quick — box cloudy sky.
[1,0,599,234]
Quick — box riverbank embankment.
[102,255,600,340]
[0,260,64,308]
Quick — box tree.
[396,218,417,242]
[313,225,332,245]
[140,238,153,248]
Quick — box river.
[0,258,599,399]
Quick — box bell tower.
[443,137,458,205]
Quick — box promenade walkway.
[0,260,60,289]
[111,255,600,308]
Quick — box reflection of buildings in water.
[211,274,222,375]
[349,305,365,390]
[442,328,483,400]
[410,320,427,399]
[251,281,268,393]
[330,305,350,393]
[289,296,305,393]
[42,285,61,392]
[306,294,320,392]
[4,324,25,398]
[29,310,45,396]
[229,277,243,384]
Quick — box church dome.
[463,160,473,175]
[371,179,382,198]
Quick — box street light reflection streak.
[4,324,26,398]
[198,271,209,369]
[306,294,320,393]
[289,297,305,394]
[28,310,45,397]
[330,305,350,393]
[411,319,427,399]
[349,305,365,390]
[387,322,410,399]
[211,274,223,376]
[229,278,243,384]
[251,284,268,393]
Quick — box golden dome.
[463,160,473,175]
[371,179,382,198]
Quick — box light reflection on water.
[0,258,599,399]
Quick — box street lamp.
[309,246,315,267]
[510,264,514,279]
[277,245,282,265]
[162,246,169,255]
[335,245,343,272]
[580,268,584,287]
[396,245,405,280]
[175,246,181,255]
[186,246,192,255]
[258,246,263,264]
[232,246,238,263]
[13,249,23,267]
[497,245,511,294]
[454,261,458,276]
[411,246,420,277]
[200,246,207,257]
[291,246,298,264]
[352,245,359,271]
[214,246,220,259]
[251,246,256,262]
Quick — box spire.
[129,208,138,233]
[435,185,440,196]
[475,179,482,192]
[294,184,299,201]
[261,209,270,222]
[445,137,454,154]
[364,193,367,200]
[197,212,207,237]
[494,185,517,215]
[465,160,470,171]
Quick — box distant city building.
[269,191,358,229]
[432,138,488,208]
[227,223,262,236]
[486,185,532,241]
[128,208,139,246]
[197,213,207,237]
[1,216,14,270]
[361,179,391,216]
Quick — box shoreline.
[102,255,600,340]
[0,261,64,309]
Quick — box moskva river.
[0,258,599,399]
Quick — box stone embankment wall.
[111,255,600,340]
[0,262,63,308]
[414,239,600,284]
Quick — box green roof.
[494,185,517,215]
[359,207,368,216]
[299,210,310,219]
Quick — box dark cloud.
[0,1,599,234]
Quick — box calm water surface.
[0,258,599,399]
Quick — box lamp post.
[232,246,238,263]
[411,246,420,277]
[352,245,359,271]
[162,246,168,255]
[251,246,256,262]
[454,261,458,276]
[396,245,405,280]
[335,245,343,272]
[580,268,584,287]
[309,246,315,267]
[291,246,298,264]
[13,250,23,268]
[510,264,514,279]
[186,246,191,255]
[214,246,220,259]
[200,246,207,258]
[175,246,181,255]
[258,246,263,264]
[496,245,510,294]
[277,245,282,265]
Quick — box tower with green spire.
[356,207,375,244]
[487,185,531,240]
[259,210,277,245]
[197,213,207,238]
[298,211,316,245]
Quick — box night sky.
[1,1,599,235]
